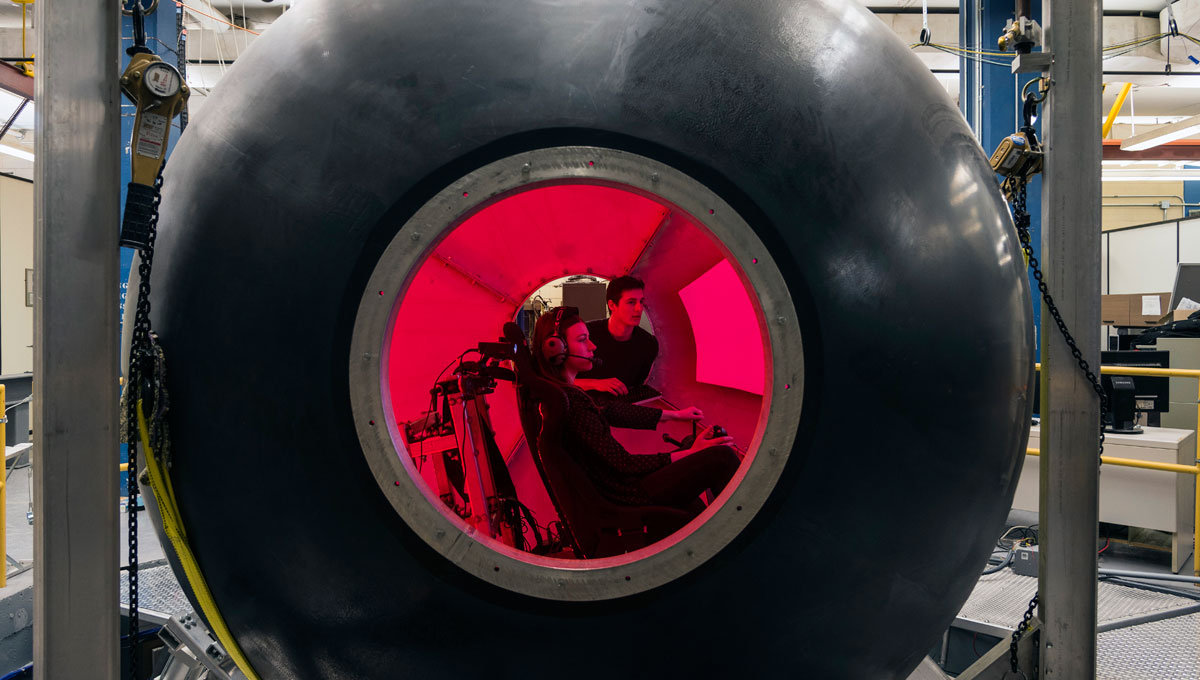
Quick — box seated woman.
[531,306,740,513]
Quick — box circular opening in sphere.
[350,146,802,600]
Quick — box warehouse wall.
[1,175,33,374]
[1102,180,1189,231]
[1103,216,1200,296]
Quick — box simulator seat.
[502,323,692,558]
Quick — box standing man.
[576,276,659,399]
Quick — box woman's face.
[562,320,597,373]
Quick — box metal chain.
[1009,592,1039,676]
[1012,181,1109,459]
[124,167,163,680]
[175,5,188,133]
[1005,178,1110,679]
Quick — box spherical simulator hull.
[142,1,1035,677]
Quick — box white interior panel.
[1102,232,1110,295]
[1108,222,1177,294]
[0,176,32,374]
[1177,217,1200,265]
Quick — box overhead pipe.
[1099,568,1200,584]
[1015,0,1034,54]
[1016,0,1032,23]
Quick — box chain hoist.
[120,0,188,251]
[118,2,187,679]
[989,79,1046,207]
[994,80,1110,465]
[989,79,1110,679]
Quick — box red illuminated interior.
[385,182,771,556]
[678,259,766,395]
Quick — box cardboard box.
[1158,308,1196,324]
[1100,293,1171,327]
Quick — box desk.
[1015,425,1196,573]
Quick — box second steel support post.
[1038,0,1102,677]
[33,0,122,678]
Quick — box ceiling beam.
[1104,139,1200,160]
[0,61,31,99]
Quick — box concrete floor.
[1,460,165,594]
[0,460,166,676]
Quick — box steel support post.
[1038,0,1101,677]
[33,0,122,678]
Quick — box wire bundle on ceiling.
[910,31,1200,66]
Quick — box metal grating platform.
[118,559,194,619]
[1097,612,1200,680]
[116,555,1199,678]
[952,569,1200,679]
[956,569,1197,635]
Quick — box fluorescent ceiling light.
[0,145,32,162]
[1100,160,1200,166]
[1121,114,1200,151]
[1101,115,1187,125]
[1102,169,1200,181]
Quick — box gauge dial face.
[144,63,181,98]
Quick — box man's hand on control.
[664,406,703,421]
[670,425,734,462]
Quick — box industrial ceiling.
[0,0,1197,181]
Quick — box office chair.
[503,323,692,558]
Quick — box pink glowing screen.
[677,259,765,395]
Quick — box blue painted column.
[1184,178,1200,218]
[119,1,184,492]
[961,0,1044,359]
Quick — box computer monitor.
[1032,350,1169,432]
[1101,350,1169,433]
[1169,262,1200,313]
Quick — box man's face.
[609,289,645,327]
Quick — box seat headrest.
[503,322,526,348]
[503,322,568,406]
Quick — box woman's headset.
[541,306,578,367]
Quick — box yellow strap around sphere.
[136,400,261,680]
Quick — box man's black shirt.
[579,319,658,388]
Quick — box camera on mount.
[477,341,518,361]
[437,341,521,400]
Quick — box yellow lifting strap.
[135,400,262,680]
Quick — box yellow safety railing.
[1032,363,1200,578]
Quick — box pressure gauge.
[143,62,182,98]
